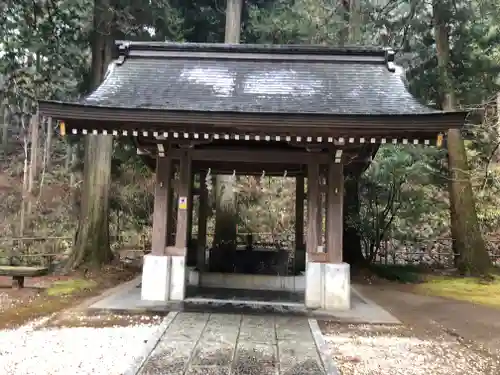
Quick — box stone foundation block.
[305,259,350,311]
[141,254,187,302]
[170,255,186,301]
[141,255,171,302]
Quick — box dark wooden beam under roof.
[135,140,376,175]
[41,103,465,136]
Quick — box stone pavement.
[138,312,330,375]
[89,278,399,325]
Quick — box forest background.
[1,0,500,274]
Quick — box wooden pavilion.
[39,41,466,310]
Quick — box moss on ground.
[415,275,500,308]
[46,279,97,297]
[0,265,139,329]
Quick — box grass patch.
[369,264,423,283]
[415,275,500,308]
[0,266,139,330]
[0,281,98,330]
[46,279,97,297]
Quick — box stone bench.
[0,266,49,288]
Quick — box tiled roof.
[79,41,438,115]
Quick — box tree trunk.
[343,173,367,267]
[26,112,39,217]
[0,102,7,150]
[69,144,77,188]
[213,182,238,246]
[64,0,114,271]
[45,117,53,170]
[19,103,30,248]
[339,0,361,45]
[433,1,491,276]
[212,0,243,251]
[224,0,243,44]
[348,0,361,44]
[338,0,366,268]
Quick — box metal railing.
[4,233,500,268]
[373,237,500,267]
[0,233,149,266]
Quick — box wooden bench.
[0,266,49,288]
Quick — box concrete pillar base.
[305,257,350,310]
[141,254,186,302]
[170,255,186,301]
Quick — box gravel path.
[0,292,14,312]
[0,313,165,375]
[0,290,37,313]
[321,323,500,375]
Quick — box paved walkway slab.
[89,280,399,325]
[138,312,332,375]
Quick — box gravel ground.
[321,323,500,375]
[0,292,15,312]
[0,291,36,313]
[0,313,165,375]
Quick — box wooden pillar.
[168,165,178,246]
[174,150,191,251]
[307,161,320,256]
[197,171,208,271]
[295,176,305,249]
[326,160,344,263]
[166,163,175,246]
[151,155,172,255]
[187,171,194,244]
[317,170,324,249]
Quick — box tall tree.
[64,0,115,270]
[212,0,243,250]
[433,0,491,276]
[340,0,370,266]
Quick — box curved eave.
[38,100,466,134]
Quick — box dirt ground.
[0,264,140,330]
[355,283,500,358]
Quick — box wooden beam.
[295,176,305,249]
[151,155,172,255]
[197,171,208,271]
[306,161,320,254]
[172,148,328,165]
[50,104,465,133]
[192,162,305,176]
[326,159,344,263]
[173,150,191,253]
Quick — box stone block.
[141,255,170,301]
[187,267,200,287]
[170,254,187,301]
[305,258,351,311]
[305,257,322,309]
[324,262,350,310]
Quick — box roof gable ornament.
[385,49,396,72]
[103,60,117,81]
[116,41,131,65]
